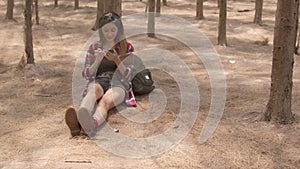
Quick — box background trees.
[24,0,34,64]
[5,0,14,20]
[54,0,58,7]
[33,0,40,25]
[74,0,79,10]
[218,0,227,46]
[196,0,204,20]
[147,0,155,37]
[156,0,161,16]
[254,0,263,25]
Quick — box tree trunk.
[6,0,14,20]
[24,0,34,64]
[148,0,155,37]
[295,29,300,54]
[112,0,122,16]
[162,0,167,6]
[217,0,220,8]
[92,0,104,30]
[253,0,263,25]
[145,0,148,13]
[156,0,161,16]
[54,0,58,7]
[196,0,204,20]
[74,0,79,10]
[264,0,298,124]
[217,0,227,46]
[92,0,122,30]
[104,0,113,11]
[34,0,39,25]
[294,4,299,54]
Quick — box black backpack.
[124,54,155,95]
[132,68,155,95]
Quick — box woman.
[65,12,135,137]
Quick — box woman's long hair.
[98,12,127,56]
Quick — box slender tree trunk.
[24,0,34,64]
[148,0,155,37]
[295,29,300,54]
[264,0,298,124]
[196,0,204,20]
[145,0,148,13]
[34,0,39,25]
[6,0,14,19]
[156,0,161,16]
[294,4,299,54]
[54,0,58,7]
[217,0,220,8]
[162,0,167,6]
[253,0,263,25]
[74,0,79,10]
[217,0,227,46]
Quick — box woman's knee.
[99,88,125,109]
[87,83,104,97]
[111,87,126,99]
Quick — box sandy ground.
[0,0,300,168]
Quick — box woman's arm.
[108,41,135,75]
[82,43,105,79]
[87,49,105,75]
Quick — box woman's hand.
[94,48,106,64]
[105,49,119,62]
[87,48,106,76]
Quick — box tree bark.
[74,0,79,10]
[34,0,39,25]
[6,0,14,20]
[112,0,122,16]
[148,0,155,37]
[156,0,161,16]
[295,29,300,54]
[196,0,204,20]
[264,0,298,124]
[294,3,299,54]
[217,0,227,46]
[24,0,34,64]
[253,0,263,25]
[145,0,148,13]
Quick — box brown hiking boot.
[65,107,81,137]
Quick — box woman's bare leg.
[92,87,126,127]
[78,83,104,132]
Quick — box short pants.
[95,72,128,94]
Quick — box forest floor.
[0,0,300,168]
